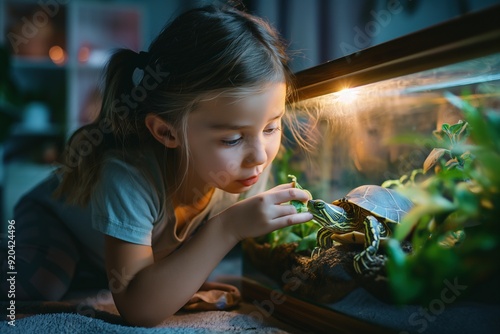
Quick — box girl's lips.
[238,175,259,186]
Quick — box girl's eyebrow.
[209,123,248,130]
[208,110,284,130]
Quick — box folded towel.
[183,282,241,311]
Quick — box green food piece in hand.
[288,174,311,213]
[291,200,309,213]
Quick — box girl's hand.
[219,183,313,242]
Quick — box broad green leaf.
[296,234,317,252]
[411,214,434,250]
[278,231,302,244]
[395,193,455,241]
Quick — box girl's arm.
[105,183,312,327]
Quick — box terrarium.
[242,5,500,333]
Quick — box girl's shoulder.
[100,151,146,183]
[97,149,166,200]
[91,149,167,234]
[101,149,159,177]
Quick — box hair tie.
[136,51,149,70]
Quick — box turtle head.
[307,199,348,228]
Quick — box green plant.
[384,92,500,304]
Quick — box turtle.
[307,185,413,274]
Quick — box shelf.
[0,0,144,226]
[11,56,66,69]
[1,0,144,136]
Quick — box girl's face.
[186,82,286,194]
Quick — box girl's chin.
[220,183,253,194]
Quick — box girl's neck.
[160,146,215,212]
[173,186,215,233]
[174,185,215,209]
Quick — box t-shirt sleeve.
[91,158,160,246]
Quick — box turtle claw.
[311,247,322,259]
[353,250,386,274]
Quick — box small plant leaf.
[441,123,450,134]
[449,121,467,137]
[423,148,447,173]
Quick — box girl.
[2,3,313,326]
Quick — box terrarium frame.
[241,4,500,334]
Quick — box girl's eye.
[264,126,281,135]
[221,137,242,146]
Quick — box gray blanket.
[1,311,290,333]
[0,290,299,334]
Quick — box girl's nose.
[243,141,267,167]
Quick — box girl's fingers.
[274,204,297,217]
[273,204,313,221]
[273,212,313,227]
[269,182,294,191]
[270,187,311,204]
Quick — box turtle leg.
[353,216,385,274]
[311,227,333,258]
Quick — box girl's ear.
[145,113,180,148]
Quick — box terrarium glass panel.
[242,52,500,333]
[288,52,500,200]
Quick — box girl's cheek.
[268,139,281,160]
[209,151,238,175]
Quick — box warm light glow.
[336,87,358,103]
[49,45,66,65]
[78,46,91,63]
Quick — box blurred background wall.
[0,0,499,228]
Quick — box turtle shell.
[332,185,413,226]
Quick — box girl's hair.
[56,4,303,205]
